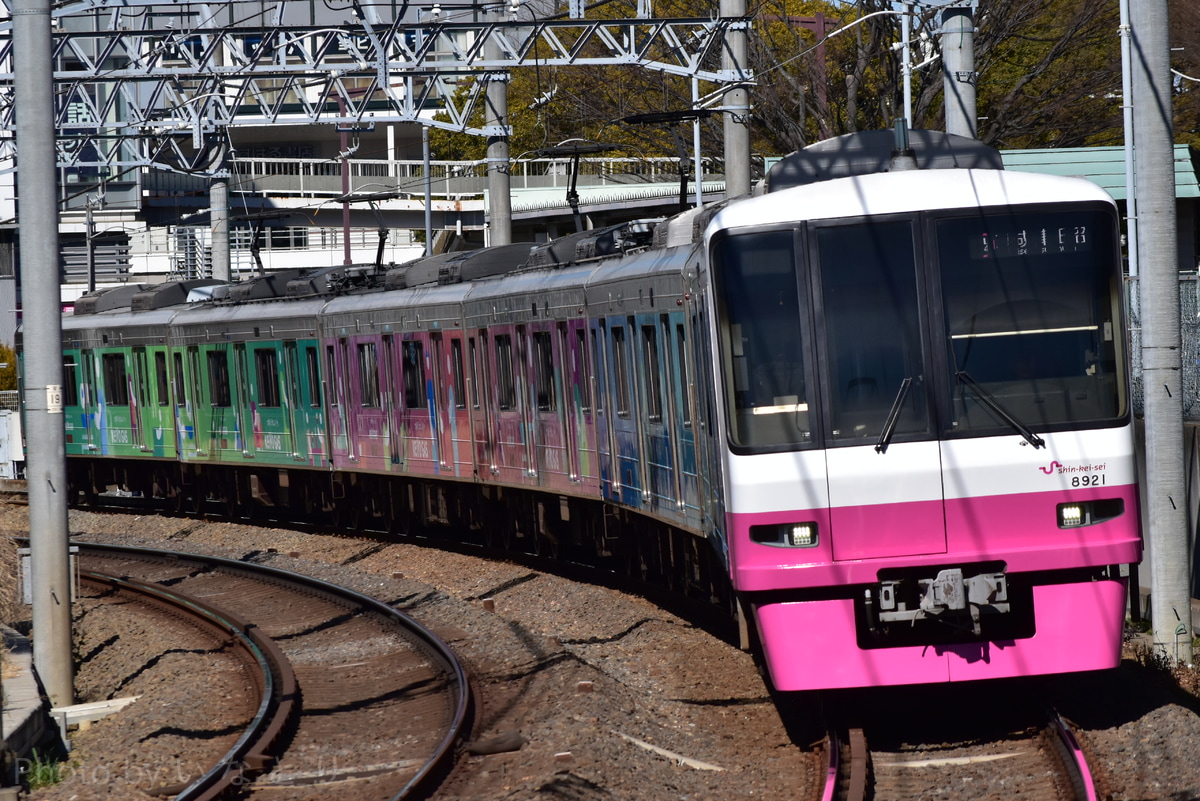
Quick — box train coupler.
[869,568,1010,637]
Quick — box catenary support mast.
[13,0,74,708]
[1132,0,1192,664]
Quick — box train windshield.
[711,230,814,449]
[936,207,1125,433]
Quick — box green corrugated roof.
[1000,144,1200,200]
[767,144,1200,201]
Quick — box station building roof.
[1000,144,1200,200]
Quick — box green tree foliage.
[426,1,1144,163]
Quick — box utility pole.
[941,5,976,138]
[1132,0,1192,664]
[720,0,751,198]
[485,3,512,245]
[13,0,74,708]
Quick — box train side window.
[62,357,79,408]
[451,338,467,410]
[676,322,692,428]
[641,324,663,422]
[102,353,130,406]
[154,351,170,406]
[256,349,282,408]
[306,346,322,408]
[612,326,631,417]
[533,331,556,412]
[495,334,516,411]
[206,351,231,407]
[357,342,380,408]
[403,340,427,409]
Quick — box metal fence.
[1126,275,1200,420]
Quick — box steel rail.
[77,541,473,801]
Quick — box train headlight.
[1056,499,1123,528]
[1059,504,1086,527]
[750,522,819,548]
[787,523,816,547]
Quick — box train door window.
[468,337,481,410]
[133,348,150,407]
[357,342,380,408]
[207,350,231,407]
[641,324,663,422]
[495,334,516,411]
[711,230,811,450]
[592,328,605,414]
[403,340,427,409]
[676,322,692,428]
[102,353,130,405]
[576,329,591,414]
[234,345,250,405]
[256,349,281,407]
[430,333,446,412]
[173,353,187,407]
[325,345,338,411]
[187,347,202,406]
[814,220,928,443]
[533,331,556,412]
[450,338,467,410]
[62,356,79,408]
[306,346,322,408]
[153,352,170,406]
[611,326,631,417]
[284,342,300,406]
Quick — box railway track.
[820,712,1097,801]
[77,543,473,800]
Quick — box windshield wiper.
[955,370,1045,449]
[875,377,913,454]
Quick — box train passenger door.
[813,219,947,560]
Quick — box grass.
[21,749,67,790]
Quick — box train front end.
[707,163,1140,691]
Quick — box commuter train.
[44,130,1140,691]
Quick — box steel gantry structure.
[0,0,753,176]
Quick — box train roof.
[765,129,1003,191]
[710,168,1116,235]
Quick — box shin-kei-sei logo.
[1039,460,1063,475]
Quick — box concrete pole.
[1120,0,1139,280]
[209,154,230,281]
[13,0,74,708]
[485,4,512,246]
[1132,0,1192,665]
[720,0,750,197]
[941,6,977,138]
